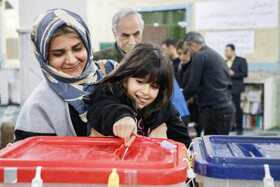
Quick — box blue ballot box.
[192,135,280,187]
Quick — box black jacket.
[172,57,181,81]
[229,56,248,94]
[183,45,233,108]
[177,61,192,89]
[177,60,199,123]
[87,83,191,147]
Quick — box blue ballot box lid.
[192,135,280,180]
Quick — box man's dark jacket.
[93,42,124,63]
[229,56,248,94]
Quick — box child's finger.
[113,120,127,138]
[113,124,120,137]
[123,126,136,146]
[123,128,131,146]
[126,135,136,147]
[119,126,126,138]
[124,136,130,146]
[113,117,137,143]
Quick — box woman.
[14,8,118,141]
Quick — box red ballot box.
[0,136,187,186]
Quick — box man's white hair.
[112,9,144,34]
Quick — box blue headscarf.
[31,8,117,123]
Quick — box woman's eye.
[136,79,143,84]
[52,52,63,57]
[73,47,82,52]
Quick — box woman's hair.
[103,42,174,123]
[176,40,184,51]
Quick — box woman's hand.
[89,128,105,137]
[113,116,137,146]
[148,123,167,139]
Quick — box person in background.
[183,32,235,136]
[93,9,144,62]
[161,38,181,80]
[225,44,248,135]
[14,8,118,141]
[87,43,191,147]
[176,41,201,137]
[161,39,190,129]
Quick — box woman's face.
[48,34,88,77]
[177,48,191,64]
[126,76,159,109]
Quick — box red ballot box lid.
[0,136,187,185]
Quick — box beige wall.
[87,0,280,63]
[187,0,280,63]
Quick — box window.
[140,8,186,40]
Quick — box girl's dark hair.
[176,40,184,51]
[103,42,174,123]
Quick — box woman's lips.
[64,64,79,71]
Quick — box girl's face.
[177,48,191,64]
[126,76,159,109]
[48,34,88,77]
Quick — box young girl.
[87,43,191,147]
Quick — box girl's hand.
[113,116,137,146]
[148,123,167,139]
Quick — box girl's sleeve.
[152,102,192,147]
[87,84,135,136]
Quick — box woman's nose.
[65,52,76,64]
